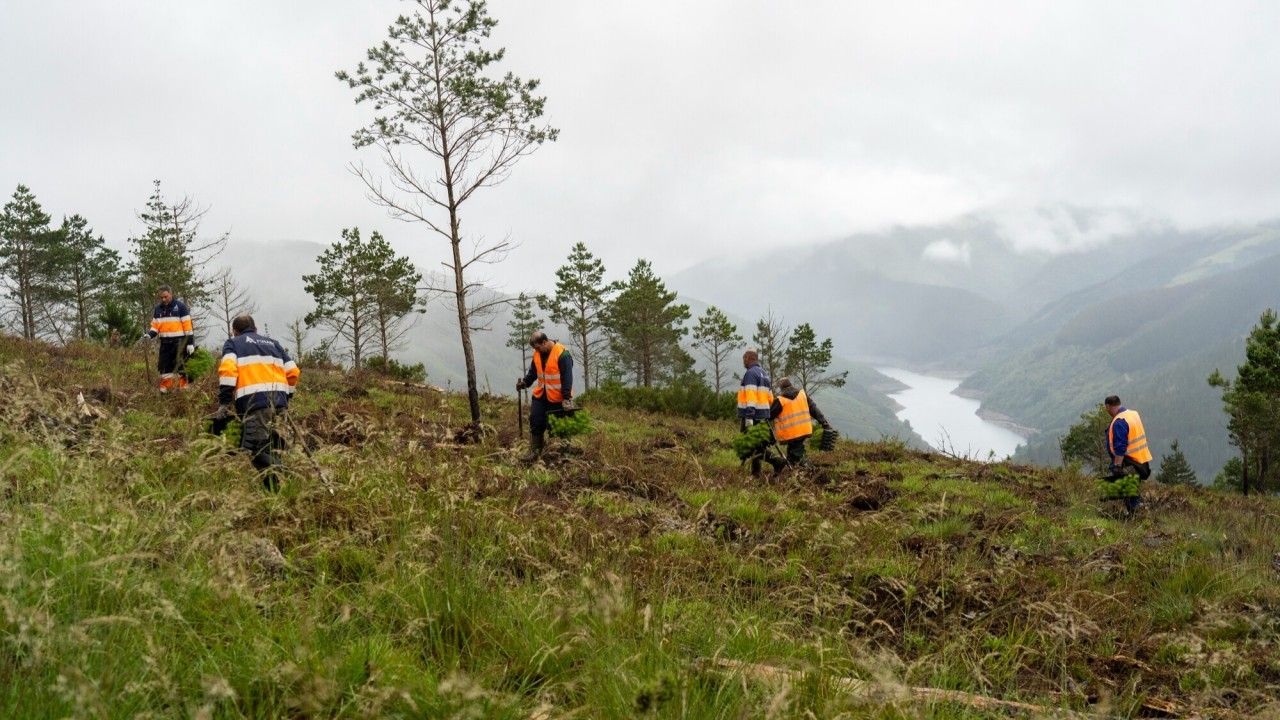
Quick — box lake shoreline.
[875,366,1026,460]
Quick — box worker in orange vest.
[516,331,574,462]
[769,377,834,471]
[1105,395,1152,513]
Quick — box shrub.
[582,378,735,420]
[300,339,340,370]
[364,356,427,384]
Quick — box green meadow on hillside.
[2,338,1280,718]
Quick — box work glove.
[516,378,526,390]
[740,417,753,432]
[185,342,196,356]
[213,404,233,420]
[562,397,576,411]
[137,333,151,345]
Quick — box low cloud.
[921,238,972,265]
[990,206,1161,255]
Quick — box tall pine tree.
[1059,404,1113,473]
[783,323,847,395]
[1208,309,1280,495]
[367,235,425,362]
[537,243,619,391]
[58,214,123,342]
[126,180,226,325]
[605,259,690,388]
[338,0,557,429]
[0,185,61,340]
[506,292,542,374]
[691,305,742,393]
[303,228,421,368]
[1156,440,1198,485]
[752,309,789,382]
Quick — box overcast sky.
[3,1,1279,292]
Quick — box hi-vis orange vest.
[532,343,566,403]
[774,391,814,442]
[1108,408,1153,464]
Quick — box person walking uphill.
[1105,395,1152,513]
[516,331,574,462]
[215,315,300,491]
[737,350,773,476]
[770,377,834,469]
[139,285,195,392]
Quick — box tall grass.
[2,338,1280,717]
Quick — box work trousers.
[529,396,563,445]
[242,406,287,491]
[783,437,809,465]
[157,339,189,392]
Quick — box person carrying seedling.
[769,377,834,470]
[213,315,300,491]
[516,331,574,462]
[737,350,774,476]
[138,285,195,392]
[1104,395,1152,514]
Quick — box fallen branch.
[699,658,1116,719]
[285,412,336,495]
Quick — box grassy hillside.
[4,338,1280,717]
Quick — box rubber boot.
[768,455,787,476]
[521,435,545,463]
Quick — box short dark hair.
[157,284,172,294]
[1104,395,1121,407]
[232,315,257,335]
[529,331,549,347]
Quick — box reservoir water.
[876,367,1026,461]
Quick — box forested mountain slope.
[963,248,1280,478]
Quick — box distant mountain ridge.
[670,212,1280,479]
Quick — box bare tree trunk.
[378,310,390,361]
[579,326,591,393]
[19,270,34,341]
[1243,449,1250,496]
[452,234,482,426]
[73,269,89,341]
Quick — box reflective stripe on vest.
[533,343,566,403]
[737,384,774,411]
[774,391,814,442]
[1109,408,1153,464]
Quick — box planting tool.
[516,381,524,438]
[139,337,155,388]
